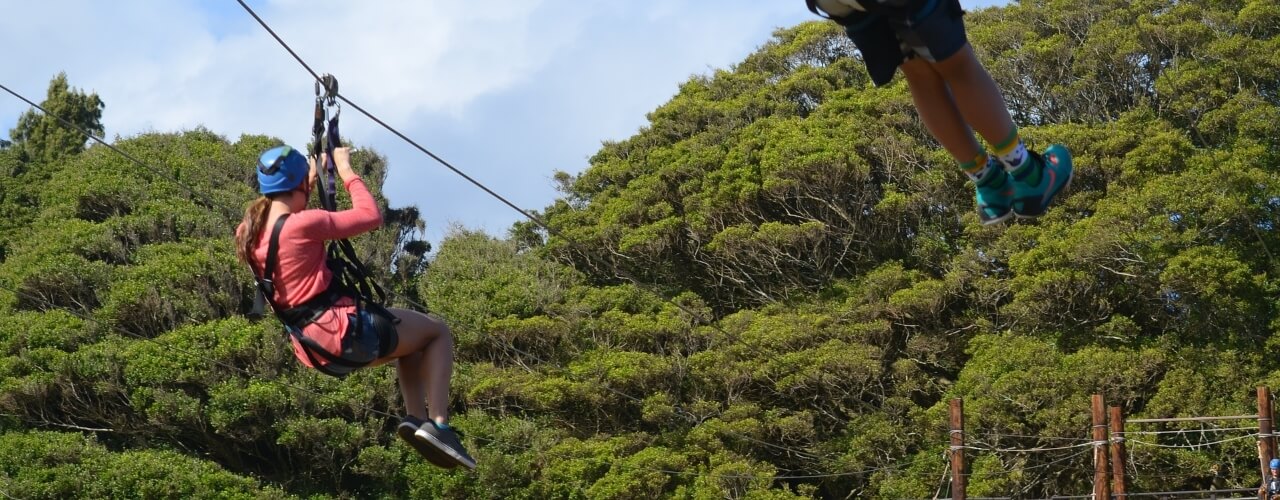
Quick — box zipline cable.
[234,0,548,231]
[231,0,729,332]
[231,0,853,464]
[0,82,240,223]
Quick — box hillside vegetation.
[1,0,1278,497]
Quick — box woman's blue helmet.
[1272,457,1280,469]
[257,145,308,195]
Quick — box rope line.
[1127,433,1260,449]
[931,455,951,500]
[961,441,1095,453]
[973,431,1093,442]
[1125,426,1256,436]
[0,82,239,222]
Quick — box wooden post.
[1259,387,1274,482]
[1093,394,1111,500]
[1268,387,1277,467]
[1110,405,1127,499]
[950,398,966,500]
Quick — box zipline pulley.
[312,73,342,211]
[316,73,339,116]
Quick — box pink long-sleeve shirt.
[240,176,383,367]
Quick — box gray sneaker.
[415,421,476,470]
[396,416,457,469]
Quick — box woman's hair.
[236,196,274,265]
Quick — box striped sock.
[958,150,990,181]
[975,162,1009,188]
[993,127,1028,170]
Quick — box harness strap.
[252,213,376,377]
[263,214,289,293]
[324,109,340,210]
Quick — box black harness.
[247,74,398,378]
[251,214,397,377]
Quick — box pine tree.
[9,72,104,164]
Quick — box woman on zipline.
[235,145,474,470]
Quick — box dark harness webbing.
[248,74,401,378]
[253,214,390,377]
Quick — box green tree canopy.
[8,72,104,165]
[2,0,1279,497]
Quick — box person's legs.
[895,0,1071,219]
[368,308,454,423]
[366,308,474,469]
[931,45,1073,218]
[901,56,1013,223]
[931,44,1017,157]
[899,57,984,168]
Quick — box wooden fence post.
[950,398,966,500]
[1093,394,1111,500]
[1110,405,1127,499]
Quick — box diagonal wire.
[232,0,728,336]
[1127,433,1259,449]
[0,83,241,222]
[0,80,835,474]
[962,441,1095,453]
[232,0,844,464]
[230,0,545,230]
[931,454,951,500]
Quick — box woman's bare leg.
[369,308,455,424]
[931,43,1018,152]
[899,55,983,165]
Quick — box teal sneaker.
[974,157,1014,225]
[1010,144,1073,218]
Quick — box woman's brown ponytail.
[236,197,273,265]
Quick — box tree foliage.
[8,72,104,166]
[2,0,1279,497]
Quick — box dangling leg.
[901,56,1012,224]
[933,44,1073,218]
[377,308,474,469]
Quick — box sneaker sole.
[416,428,477,470]
[979,209,1014,225]
[1014,171,1074,219]
[397,423,458,469]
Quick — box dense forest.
[1,0,1278,497]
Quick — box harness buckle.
[316,74,340,117]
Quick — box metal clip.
[318,73,340,116]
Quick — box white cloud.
[2,1,591,142]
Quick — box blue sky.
[1,0,1009,245]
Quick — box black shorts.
[350,308,399,359]
[320,308,400,377]
[842,0,968,86]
